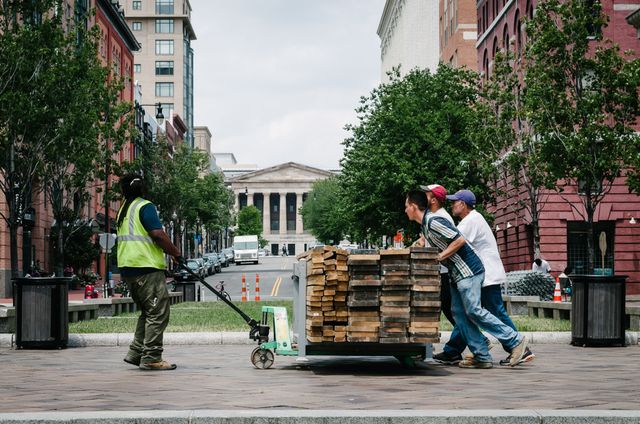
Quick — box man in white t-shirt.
[532,258,551,274]
[434,189,534,367]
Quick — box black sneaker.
[432,351,463,365]
[499,347,535,366]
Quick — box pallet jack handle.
[176,259,269,342]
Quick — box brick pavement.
[0,344,638,412]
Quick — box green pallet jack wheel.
[251,347,275,369]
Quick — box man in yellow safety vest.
[116,173,183,371]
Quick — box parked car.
[203,254,221,274]
[176,259,205,280]
[222,248,234,264]
[202,255,216,276]
[217,251,229,268]
[258,248,268,257]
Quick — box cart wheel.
[251,347,275,369]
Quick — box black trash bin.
[571,274,627,347]
[14,277,71,349]
[174,281,196,302]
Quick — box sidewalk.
[1,343,639,413]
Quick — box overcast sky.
[191,1,386,170]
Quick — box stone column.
[247,191,254,206]
[234,190,240,212]
[262,192,270,235]
[296,192,304,234]
[279,192,287,235]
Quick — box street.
[200,255,297,301]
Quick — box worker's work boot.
[123,353,140,366]
[139,360,177,371]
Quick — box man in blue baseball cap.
[441,189,535,366]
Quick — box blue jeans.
[446,273,522,362]
[445,284,518,356]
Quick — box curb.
[1,331,638,348]
[1,409,640,423]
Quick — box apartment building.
[123,0,196,147]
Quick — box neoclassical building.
[229,162,334,256]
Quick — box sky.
[191,0,386,170]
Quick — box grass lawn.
[70,300,571,333]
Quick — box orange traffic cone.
[553,276,562,303]
[255,274,261,301]
[241,274,247,302]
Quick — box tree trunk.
[531,198,541,259]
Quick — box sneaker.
[139,360,177,371]
[464,340,495,360]
[123,355,140,367]
[432,351,462,365]
[499,347,535,366]
[458,358,493,369]
[509,335,528,367]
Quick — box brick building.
[475,0,640,293]
[439,0,478,68]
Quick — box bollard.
[255,274,260,301]
[241,274,247,302]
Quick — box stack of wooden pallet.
[303,246,349,343]
[379,249,413,343]
[346,254,381,342]
[302,246,441,344]
[409,247,441,343]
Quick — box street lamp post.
[135,102,165,126]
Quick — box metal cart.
[250,261,434,369]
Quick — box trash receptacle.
[571,274,627,347]
[174,281,196,302]
[14,277,70,349]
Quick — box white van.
[233,235,260,265]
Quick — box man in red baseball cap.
[420,184,447,206]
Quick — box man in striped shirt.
[405,190,528,368]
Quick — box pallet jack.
[178,260,292,369]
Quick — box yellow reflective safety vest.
[116,197,165,270]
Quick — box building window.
[155,60,174,75]
[567,221,615,275]
[155,18,174,33]
[155,0,174,14]
[132,21,142,31]
[134,63,141,73]
[132,0,142,10]
[155,82,174,97]
[155,39,174,55]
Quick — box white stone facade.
[377,0,440,82]
[229,162,334,256]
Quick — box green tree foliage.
[236,206,267,247]
[474,50,551,257]
[50,209,100,273]
[300,177,346,244]
[0,0,132,276]
[340,65,485,243]
[524,0,640,271]
[124,137,232,254]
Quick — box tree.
[340,65,485,243]
[236,206,267,247]
[524,0,640,272]
[0,1,127,277]
[39,14,133,275]
[50,208,100,273]
[300,177,346,244]
[474,50,552,258]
